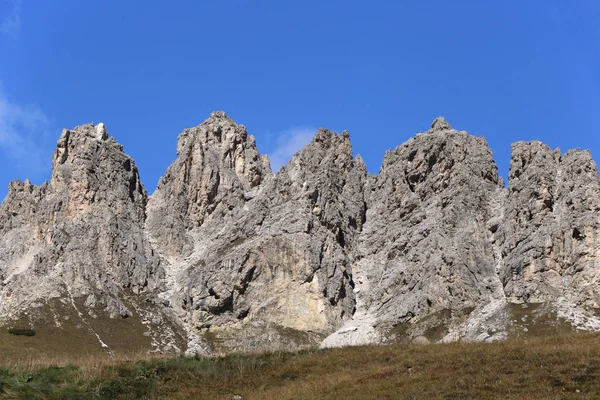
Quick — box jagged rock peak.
[0,120,162,334]
[8,179,36,193]
[354,153,365,167]
[430,116,452,132]
[498,138,600,315]
[50,121,146,206]
[4,113,600,356]
[281,127,357,180]
[310,128,351,147]
[147,112,271,261]
[176,111,251,154]
[52,122,121,170]
[208,110,231,121]
[69,122,109,141]
[171,111,270,191]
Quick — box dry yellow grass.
[1,331,600,399]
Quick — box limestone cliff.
[0,123,184,354]
[1,113,599,356]
[147,114,365,353]
[146,112,271,262]
[494,142,600,330]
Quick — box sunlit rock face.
[146,112,272,263]
[494,142,600,329]
[1,113,600,356]
[147,113,366,353]
[0,123,180,354]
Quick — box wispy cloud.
[0,0,21,38]
[267,127,316,172]
[0,86,53,177]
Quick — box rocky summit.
[1,112,599,356]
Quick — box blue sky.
[0,1,598,200]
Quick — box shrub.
[7,328,36,337]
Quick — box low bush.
[7,328,36,337]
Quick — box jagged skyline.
[0,1,599,202]
[2,111,599,356]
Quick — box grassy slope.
[1,332,600,399]
[0,296,188,362]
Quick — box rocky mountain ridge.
[1,112,599,355]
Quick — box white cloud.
[0,0,21,37]
[0,87,53,176]
[267,127,316,172]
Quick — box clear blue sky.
[0,1,598,200]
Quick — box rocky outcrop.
[45,123,160,293]
[362,118,504,319]
[147,114,366,353]
[0,123,182,354]
[146,112,271,262]
[323,118,508,347]
[1,112,600,356]
[494,142,600,329]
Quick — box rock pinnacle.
[430,116,452,131]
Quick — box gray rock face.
[493,142,600,328]
[146,112,271,262]
[323,118,508,347]
[361,119,502,321]
[0,123,182,354]
[1,112,600,356]
[46,123,161,293]
[147,115,366,353]
[361,118,504,321]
